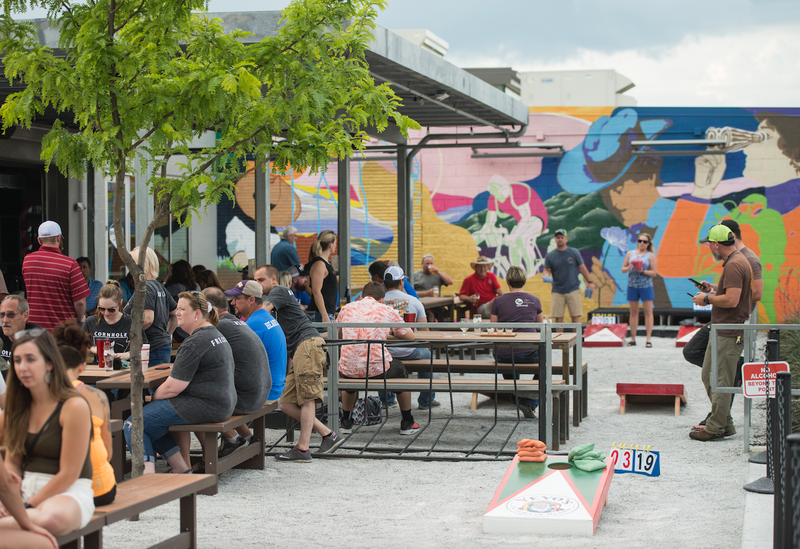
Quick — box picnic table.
[78,367,127,385]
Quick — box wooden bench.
[401,358,589,426]
[617,383,688,416]
[57,473,215,548]
[169,402,278,495]
[324,377,569,450]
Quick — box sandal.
[627,341,636,346]
[191,461,206,474]
[646,342,653,348]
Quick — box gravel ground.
[102,335,766,548]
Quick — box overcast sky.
[15,0,800,107]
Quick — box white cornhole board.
[582,324,627,347]
[483,455,614,536]
[675,325,701,347]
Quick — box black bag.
[683,324,710,367]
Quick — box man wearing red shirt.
[21,221,90,330]
[459,256,504,317]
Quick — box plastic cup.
[96,339,110,369]
[141,344,150,372]
[432,287,439,297]
[403,312,416,323]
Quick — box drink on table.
[460,318,470,335]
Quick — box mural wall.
[216,107,800,323]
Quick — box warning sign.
[742,361,790,398]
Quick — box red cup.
[96,339,110,367]
[632,259,643,272]
[403,312,416,323]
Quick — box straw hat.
[470,256,494,269]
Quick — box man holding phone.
[689,224,753,441]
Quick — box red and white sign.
[675,325,701,348]
[742,361,790,398]
[583,324,627,347]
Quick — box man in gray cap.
[22,221,89,329]
[543,229,594,324]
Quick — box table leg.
[674,395,681,416]
[561,345,569,440]
[180,492,197,549]
[619,395,626,415]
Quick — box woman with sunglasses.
[123,291,235,474]
[83,281,137,363]
[0,329,94,536]
[622,233,658,347]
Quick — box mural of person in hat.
[690,224,753,441]
[543,229,594,324]
[459,256,504,317]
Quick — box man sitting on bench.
[337,282,420,435]
[205,285,274,457]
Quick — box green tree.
[1,0,417,475]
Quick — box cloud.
[448,24,800,107]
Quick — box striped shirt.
[22,246,90,330]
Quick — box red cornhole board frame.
[583,324,627,347]
[675,325,701,348]
[617,383,687,416]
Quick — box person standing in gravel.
[543,229,594,325]
[254,264,342,462]
[691,224,753,441]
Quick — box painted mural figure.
[472,174,547,278]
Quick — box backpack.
[351,396,383,426]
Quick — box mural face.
[215,107,800,323]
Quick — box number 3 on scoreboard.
[620,449,633,471]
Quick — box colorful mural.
[216,107,800,323]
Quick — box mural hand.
[693,153,726,199]
[591,257,616,307]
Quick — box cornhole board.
[483,455,614,536]
[617,383,687,416]
[582,323,627,347]
[675,325,701,347]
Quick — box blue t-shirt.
[271,239,301,272]
[246,308,288,401]
[403,280,419,299]
[544,247,584,294]
[85,279,103,312]
[292,289,311,307]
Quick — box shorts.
[340,358,409,394]
[22,472,95,528]
[281,337,326,406]
[627,286,655,303]
[551,290,582,318]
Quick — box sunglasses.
[638,239,650,244]
[0,311,20,319]
[189,290,204,310]
[15,327,45,340]
[98,306,118,313]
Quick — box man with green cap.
[690,224,753,441]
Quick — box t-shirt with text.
[216,314,272,414]
[491,292,542,358]
[245,308,288,401]
[544,247,584,294]
[83,314,137,364]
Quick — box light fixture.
[433,91,450,101]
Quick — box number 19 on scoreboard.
[609,445,660,477]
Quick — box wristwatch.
[704,294,710,305]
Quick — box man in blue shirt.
[271,226,301,272]
[77,256,104,313]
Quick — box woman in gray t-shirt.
[124,290,235,475]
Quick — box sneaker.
[417,400,441,410]
[517,403,536,419]
[382,401,398,409]
[275,446,312,462]
[218,437,248,458]
[689,429,725,442]
[315,432,344,455]
[399,419,420,435]
[340,417,354,434]
[692,412,712,430]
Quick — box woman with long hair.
[53,320,116,506]
[164,260,199,301]
[195,269,223,291]
[83,281,136,363]
[622,233,658,347]
[123,291,235,474]
[123,247,177,366]
[0,330,93,536]
[306,230,338,323]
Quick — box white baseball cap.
[384,265,407,281]
[38,221,62,238]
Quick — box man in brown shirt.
[691,224,753,441]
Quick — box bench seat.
[169,402,277,495]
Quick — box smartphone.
[688,277,702,286]
[687,293,695,298]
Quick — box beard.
[711,248,722,262]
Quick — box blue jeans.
[124,399,188,463]
[379,348,436,407]
[497,349,539,409]
[150,345,172,367]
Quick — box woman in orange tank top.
[52,320,116,506]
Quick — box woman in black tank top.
[306,230,338,322]
[3,329,95,535]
